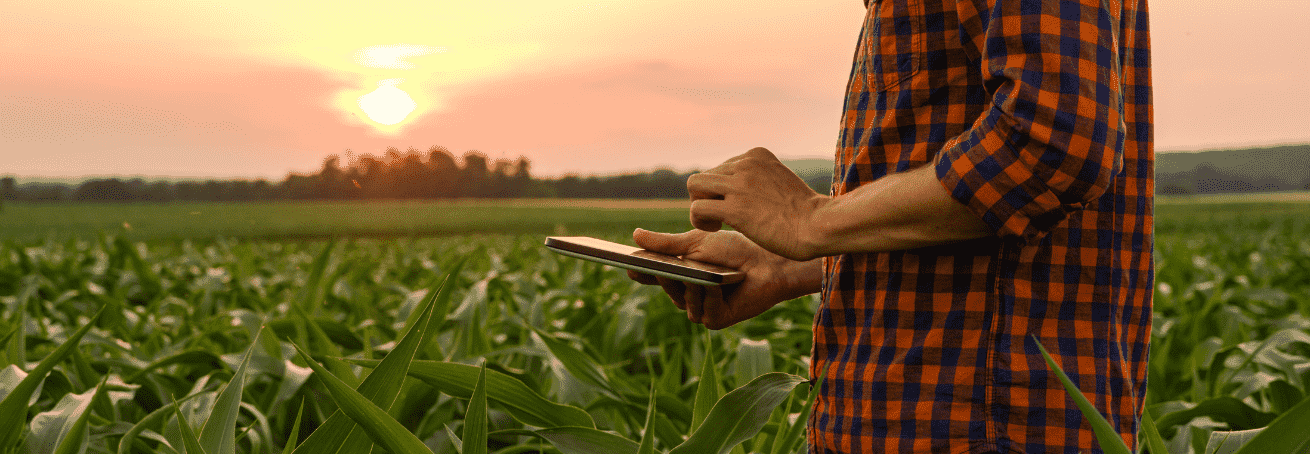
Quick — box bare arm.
[687,148,993,265]
[801,163,993,259]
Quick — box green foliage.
[462,364,489,454]
[0,200,692,242]
[0,306,104,450]
[1,200,1308,453]
[1033,336,1132,454]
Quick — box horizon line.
[5,142,1306,182]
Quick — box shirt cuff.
[933,112,1079,244]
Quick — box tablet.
[544,236,745,286]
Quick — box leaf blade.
[1032,336,1132,454]
[670,372,808,454]
[0,305,105,449]
[346,358,595,429]
[291,342,435,454]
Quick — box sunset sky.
[3,0,1308,180]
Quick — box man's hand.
[687,147,830,261]
[626,228,821,330]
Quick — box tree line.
[0,146,713,204]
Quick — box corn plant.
[0,200,1308,453]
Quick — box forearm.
[803,164,992,258]
[777,255,824,298]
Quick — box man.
[627,0,1153,452]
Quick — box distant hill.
[782,158,835,193]
[1157,144,1310,194]
[785,144,1310,196]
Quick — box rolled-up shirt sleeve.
[935,0,1126,242]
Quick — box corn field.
[2,204,1310,453]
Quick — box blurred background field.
[6,190,1310,242]
[0,199,692,242]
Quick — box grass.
[0,199,693,242]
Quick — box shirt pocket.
[865,0,925,93]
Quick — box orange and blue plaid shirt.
[810,0,1153,452]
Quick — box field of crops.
[0,200,693,243]
[2,199,1310,453]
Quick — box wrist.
[799,194,837,260]
[774,254,824,299]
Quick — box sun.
[358,78,417,126]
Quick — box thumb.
[633,228,703,256]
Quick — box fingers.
[690,199,727,232]
[685,284,734,329]
[631,271,730,329]
[633,228,705,255]
[686,173,736,201]
[705,147,773,174]
[626,269,657,285]
[684,283,704,322]
[700,286,728,329]
[657,276,687,310]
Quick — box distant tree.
[19,184,71,202]
[428,146,459,198]
[316,155,347,199]
[202,180,227,202]
[461,151,490,198]
[2,177,15,201]
[228,180,259,201]
[1159,184,1191,195]
[74,179,133,202]
[280,174,316,199]
[511,157,532,197]
[489,158,515,198]
[143,181,173,202]
[0,177,13,212]
[393,148,430,199]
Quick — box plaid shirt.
[810,0,1153,452]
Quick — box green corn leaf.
[291,342,434,454]
[535,427,640,454]
[52,376,106,454]
[198,329,260,454]
[117,393,205,454]
[115,236,161,299]
[444,424,464,454]
[346,358,595,429]
[293,273,446,454]
[772,363,830,454]
[287,305,358,390]
[4,277,35,371]
[1230,394,1310,454]
[1206,428,1262,454]
[1032,336,1132,454]
[637,381,657,454]
[765,380,797,454]
[175,405,207,454]
[462,363,489,454]
[0,327,16,370]
[1138,406,1168,454]
[282,399,305,454]
[0,365,40,408]
[670,372,809,454]
[0,305,104,449]
[734,338,772,388]
[267,317,362,352]
[124,350,224,385]
[691,330,719,433]
[24,376,104,454]
[531,329,616,398]
[296,239,336,313]
[1153,397,1276,437]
